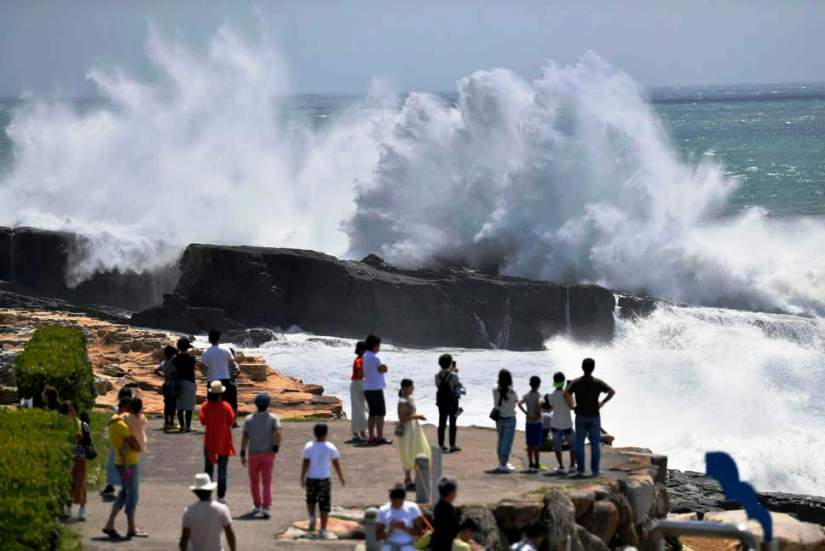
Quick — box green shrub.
[15,326,95,415]
[0,408,75,550]
[85,410,113,489]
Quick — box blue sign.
[706,452,772,542]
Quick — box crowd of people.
[41,327,616,550]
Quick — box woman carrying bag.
[396,379,432,490]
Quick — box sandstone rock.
[588,500,620,545]
[493,500,543,542]
[576,524,610,551]
[703,510,825,551]
[292,517,361,538]
[240,363,270,382]
[541,490,580,551]
[608,492,639,547]
[94,377,114,396]
[668,512,699,521]
[569,489,596,520]
[622,474,656,525]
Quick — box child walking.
[518,376,544,473]
[543,371,577,474]
[300,423,345,540]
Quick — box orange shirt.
[351,356,364,381]
[200,400,236,463]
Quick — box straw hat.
[190,473,217,491]
[208,380,226,394]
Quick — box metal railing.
[649,519,777,551]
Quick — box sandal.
[102,528,122,540]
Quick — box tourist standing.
[240,392,282,519]
[435,354,462,453]
[376,483,426,551]
[543,371,576,474]
[492,369,518,473]
[300,423,346,540]
[397,379,431,490]
[518,376,543,472]
[174,338,197,432]
[155,345,178,431]
[100,386,134,498]
[430,477,460,551]
[350,341,369,442]
[363,334,391,445]
[565,358,615,478]
[60,401,88,521]
[125,397,148,457]
[180,473,237,551]
[103,397,146,539]
[201,329,240,416]
[200,381,236,503]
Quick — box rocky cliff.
[0,226,178,312]
[133,244,617,350]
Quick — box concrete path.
[76,418,619,550]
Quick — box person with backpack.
[434,354,462,453]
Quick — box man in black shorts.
[362,334,391,445]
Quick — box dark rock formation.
[617,295,658,320]
[133,245,617,350]
[0,226,179,312]
[668,470,825,526]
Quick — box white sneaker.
[496,465,511,473]
[308,516,317,532]
[318,529,328,539]
[506,463,515,471]
[261,508,271,519]
[77,506,87,521]
[253,507,262,516]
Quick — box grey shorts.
[552,428,575,452]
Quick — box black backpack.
[436,372,457,409]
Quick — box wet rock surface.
[134,245,617,350]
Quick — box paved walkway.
[76,418,620,550]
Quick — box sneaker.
[506,463,515,471]
[78,506,87,521]
[100,485,115,497]
[63,505,71,518]
[318,529,328,539]
[261,508,271,519]
[253,507,262,517]
[495,465,511,473]
[567,467,577,475]
[553,466,566,475]
[217,497,227,505]
[308,516,317,532]
[568,471,587,479]
[592,471,601,478]
[449,446,462,453]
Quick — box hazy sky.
[1,0,824,97]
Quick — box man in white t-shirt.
[300,423,346,540]
[200,329,240,415]
[362,334,391,445]
[376,483,425,551]
[543,371,576,474]
[180,473,236,551]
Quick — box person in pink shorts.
[240,393,282,518]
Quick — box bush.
[0,408,75,550]
[15,326,95,415]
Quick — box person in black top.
[431,477,460,551]
[435,354,462,453]
[173,338,198,432]
[565,358,615,478]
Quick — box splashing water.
[1,27,824,315]
[252,302,825,494]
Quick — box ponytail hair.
[399,378,414,397]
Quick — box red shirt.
[200,400,236,464]
[351,356,364,381]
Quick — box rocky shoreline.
[0,307,342,418]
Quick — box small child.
[300,423,345,540]
[543,371,576,474]
[518,376,543,472]
[122,397,147,465]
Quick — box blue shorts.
[552,428,575,452]
[525,422,544,447]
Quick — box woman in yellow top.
[397,378,431,491]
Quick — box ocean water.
[0,30,823,495]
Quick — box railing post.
[430,445,442,507]
[415,453,431,504]
[364,507,380,551]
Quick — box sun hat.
[190,473,217,491]
[254,393,271,408]
[208,380,226,394]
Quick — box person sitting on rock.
[565,358,615,478]
[376,483,426,551]
[180,473,236,551]
[510,523,545,550]
[452,518,482,551]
